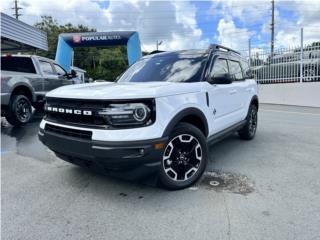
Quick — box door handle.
[246,88,252,92]
[229,89,237,95]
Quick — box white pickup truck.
[39,45,258,190]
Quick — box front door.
[39,61,62,92]
[53,63,73,87]
[207,57,239,133]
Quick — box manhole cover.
[209,180,220,186]
[199,171,255,195]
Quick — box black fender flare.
[10,83,36,103]
[250,95,259,110]
[162,107,209,137]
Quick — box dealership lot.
[1,104,320,240]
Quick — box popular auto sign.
[73,34,121,44]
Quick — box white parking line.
[261,109,320,116]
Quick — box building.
[1,12,48,53]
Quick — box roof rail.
[209,44,240,55]
[149,50,165,55]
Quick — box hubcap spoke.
[184,167,198,180]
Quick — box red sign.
[73,35,81,43]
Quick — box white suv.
[39,44,258,190]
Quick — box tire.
[159,122,208,190]
[5,94,33,126]
[238,104,258,140]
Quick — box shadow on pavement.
[1,110,253,192]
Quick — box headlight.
[98,102,153,127]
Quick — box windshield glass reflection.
[118,52,207,83]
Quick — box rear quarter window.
[1,57,36,74]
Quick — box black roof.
[144,44,241,59]
[144,49,209,59]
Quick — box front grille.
[45,98,109,128]
[46,98,108,109]
[46,112,107,128]
[45,124,92,140]
[44,97,155,129]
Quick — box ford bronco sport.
[39,44,258,190]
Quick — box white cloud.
[275,0,320,47]
[217,18,251,51]
[211,0,320,52]
[1,0,209,52]
[210,0,270,52]
[212,0,270,24]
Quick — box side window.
[1,57,36,73]
[240,59,250,78]
[210,58,229,78]
[40,61,55,75]
[54,64,66,76]
[228,60,243,81]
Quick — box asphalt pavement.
[1,104,320,240]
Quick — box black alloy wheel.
[5,95,32,126]
[159,122,208,190]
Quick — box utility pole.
[12,0,22,20]
[300,28,303,83]
[156,40,163,51]
[248,38,252,67]
[270,0,275,57]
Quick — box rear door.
[1,56,43,93]
[39,60,62,92]
[227,58,247,121]
[207,55,238,133]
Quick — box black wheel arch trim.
[162,107,209,137]
[250,95,259,110]
[10,83,36,103]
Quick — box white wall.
[258,82,320,108]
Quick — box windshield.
[118,53,207,83]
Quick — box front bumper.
[38,127,167,175]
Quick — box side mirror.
[71,69,77,78]
[209,73,233,84]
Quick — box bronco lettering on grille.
[46,106,92,116]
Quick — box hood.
[46,82,202,99]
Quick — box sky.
[1,0,320,53]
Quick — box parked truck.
[1,55,77,126]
